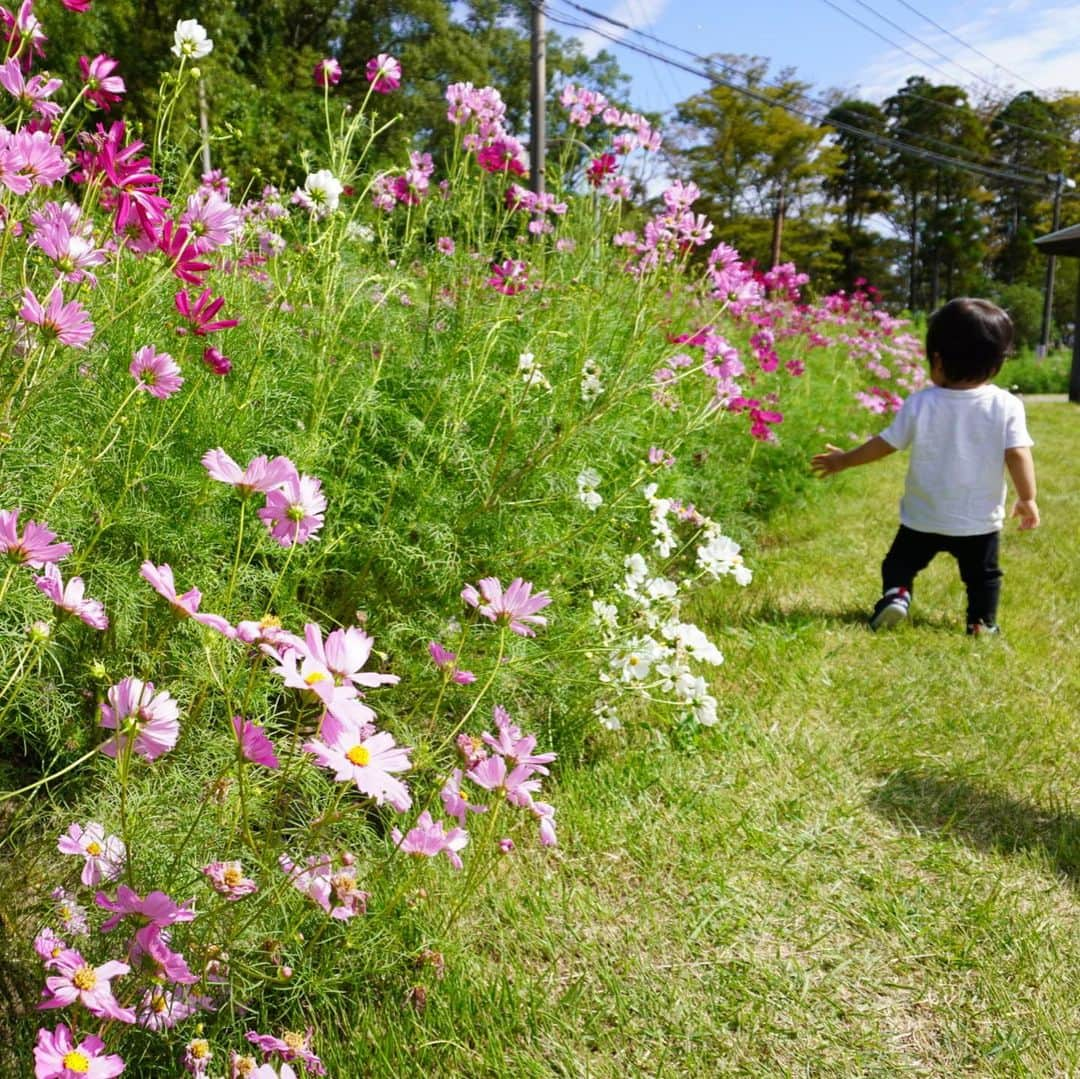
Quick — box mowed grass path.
[359,402,1080,1078]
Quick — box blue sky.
[547,0,1080,115]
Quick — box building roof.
[1034,222,1080,256]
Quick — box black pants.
[881,525,1002,625]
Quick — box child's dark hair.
[926,297,1013,384]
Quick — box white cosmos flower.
[171,19,213,60]
[304,169,344,213]
[612,635,667,682]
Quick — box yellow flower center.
[234,1056,257,1077]
[152,991,169,1013]
[283,1031,306,1051]
[346,744,370,767]
[189,1039,210,1059]
[259,615,282,629]
[223,866,244,886]
[85,841,103,856]
[62,1051,91,1074]
[304,671,327,686]
[72,965,97,991]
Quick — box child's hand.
[1011,498,1040,530]
[811,444,848,477]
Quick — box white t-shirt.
[879,384,1033,536]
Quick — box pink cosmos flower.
[95,884,196,932]
[57,822,125,886]
[482,705,557,773]
[299,622,399,691]
[174,287,239,336]
[203,860,258,900]
[33,1023,125,1079]
[201,449,298,496]
[365,53,401,93]
[61,0,93,10]
[487,258,529,296]
[440,768,488,826]
[51,889,88,936]
[129,345,183,399]
[436,236,454,255]
[39,949,136,1023]
[180,189,242,252]
[79,54,124,111]
[3,130,69,189]
[391,810,468,870]
[136,985,201,1031]
[428,641,475,684]
[19,286,93,347]
[257,472,326,546]
[36,565,106,628]
[202,345,231,374]
[139,561,235,636]
[461,576,551,636]
[29,205,107,286]
[0,509,72,567]
[34,928,67,964]
[475,138,525,176]
[278,854,367,922]
[467,753,543,807]
[98,676,180,761]
[0,58,62,119]
[232,716,280,769]
[304,724,412,810]
[313,58,341,87]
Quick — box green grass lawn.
[351,401,1080,1077]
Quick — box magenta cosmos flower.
[365,53,400,93]
[19,286,93,347]
[40,949,136,1023]
[304,722,412,811]
[257,472,326,546]
[139,561,234,636]
[129,345,183,399]
[391,810,468,870]
[36,564,107,628]
[202,345,231,374]
[95,884,196,932]
[57,822,125,886]
[79,53,124,111]
[487,258,529,296]
[232,716,280,768]
[461,576,552,636]
[313,57,341,87]
[428,641,475,684]
[99,676,180,761]
[203,860,257,900]
[0,509,72,567]
[33,1023,125,1079]
[174,287,239,336]
[201,448,297,496]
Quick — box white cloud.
[571,0,673,58]
[849,3,1080,101]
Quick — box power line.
[814,0,1067,146]
[845,0,1012,96]
[892,0,1046,95]
[540,0,1057,188]
[552,0,1069,149]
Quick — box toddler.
[811,297,1039,634]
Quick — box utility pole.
[529,0,546,197]
[197,77,212,176]
[1039,172,1076,356]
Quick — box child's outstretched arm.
[811,436,896,477]
[1005,446,1039,529]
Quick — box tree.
[668,56,841,272]
[986,92,1067,286]
[884,77,990,309]
[821,98,895,291]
